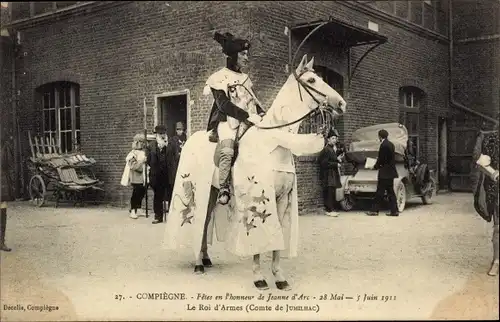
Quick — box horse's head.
[262,54,346,133]
[291,54,346,118]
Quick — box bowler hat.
[154,125,167,134]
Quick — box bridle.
[230,69,341,133]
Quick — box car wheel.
[340,195,355,211]
[396,181,407,213]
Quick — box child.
[121,134,147,219]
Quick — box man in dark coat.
[169,121,186,173]
[165,121,186,203]
[318,128,345,217]
[204,31,266,205]
[366,129,399,216]
[147,125,173,224]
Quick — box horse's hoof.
[275,280,291,291]
[488,260,499,276]
[254,280,269,290]
[194,265,205,274]
[202,258,213,267]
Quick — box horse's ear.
[296,54,308,73]
[305,56,314,70]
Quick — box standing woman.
[121,134,147,219]
[318,128,344,217]
[1,139,13,251]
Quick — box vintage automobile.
[336,123,436,212]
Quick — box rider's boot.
[0,208,12,252]
[218,139,234,205]
[209,128,219,143]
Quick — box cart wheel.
[29,175,46,207]
[396,181,407,213]
[340,195,355,211]
[421,178,436,205]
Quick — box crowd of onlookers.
[120,122,186,224]
[120,123,405,223]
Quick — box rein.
[232,69,335,134]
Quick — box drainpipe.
[5,27,20,198]
[448,0,498,126]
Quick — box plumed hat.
[213,31,250,56]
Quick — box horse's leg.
[194,186,218,274]
[488,210,499,276]
[253,254,269,290]
[202,186,219,267]
[272,250,290,291]
[272,172,293,291]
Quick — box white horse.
[163,54,347,291]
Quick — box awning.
[290,16,388,47]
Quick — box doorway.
[437,116,448,190]
[156,92,188,138]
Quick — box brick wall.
[13,1,253,205]
[1,5,14,144]
[12,1,452,211]
[1,36,13,142]
[452,0,500,118]
[245,1,449,210]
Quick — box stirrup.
[218,189,230,205]
[208,130,218,143]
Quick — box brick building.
[1,1,498,210]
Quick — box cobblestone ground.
[1,193,498,321]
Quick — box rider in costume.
[204,31,265,205]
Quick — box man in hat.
[166,121,186,204]
[318,128,345,217]
[366,129,399,217]
[203,31,266,205]
[147,125,173,224]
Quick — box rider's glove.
[247,114,262,125]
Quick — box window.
[399,86,424,159]
[313,66,344,97]
[38,82,81,153]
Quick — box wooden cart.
[26,132,104,207]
